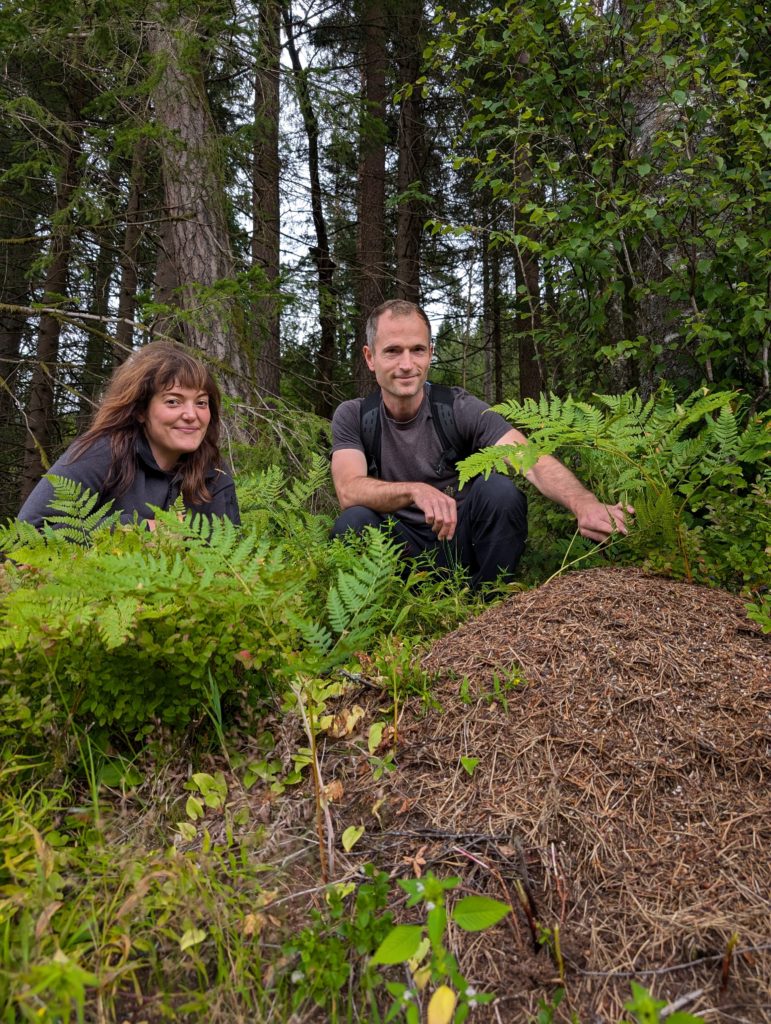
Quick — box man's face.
[363,311,433,407]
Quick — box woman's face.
[140,383,211,470]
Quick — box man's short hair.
[365,299,432,350]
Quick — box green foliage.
[281,865,393,1018]
[0,475,402,734]
[622,981,705,1024]
[460,386,770,593]
[372,873,503,1023]
[0,774,275,1023]
[428,0,770,395]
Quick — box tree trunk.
[283,5,338,417]
[20,140,80,503]
[252,0,282,399]
[513,67,543,401]
[353,0,387,395]
[482,229,503,404]
[76,231,114,433]
[147,10,250,394]
[116,136,148,363]
[0,170,40,517]
[394,0,426,304]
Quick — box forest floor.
[248,567,770,1022]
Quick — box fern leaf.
[98,597,139,650]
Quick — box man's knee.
[331,505,384,540]
[465,472,527,521]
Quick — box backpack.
[359,383,470,478]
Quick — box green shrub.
[0,476,402,734]
[461,386,770,596]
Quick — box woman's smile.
[140,384,211,470]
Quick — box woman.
[19,342,240,527]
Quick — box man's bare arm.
[331,448,458,540]
[494,428,631,542]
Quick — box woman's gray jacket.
[18,435,240,527]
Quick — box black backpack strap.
[360,383,468,478]
[427,383,467,474]
[360,389,382,477]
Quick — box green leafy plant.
[281,865,393,1020]
[459,387,769,593]
[0,478,402,735]
[371,872,509,1023]
[622,981,706,1024]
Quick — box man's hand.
[409,482,458,540]
[573,495,634,543]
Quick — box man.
[331,299,629,590]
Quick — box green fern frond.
[0,519,48,555]
[635,485,678,547]
[291,615,334,655]
[98,597,139,650]
[42,475,121,539]
[736,411,771,464]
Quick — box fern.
[40,474,121,541]
[461,385,769,589]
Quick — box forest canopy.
[0,0,768,516]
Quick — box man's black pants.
[331,472,527,590]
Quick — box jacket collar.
[136,431,217,481]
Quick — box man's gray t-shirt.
[331,384,511,527]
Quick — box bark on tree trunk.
[482,230,503,405]
[353,0,387,396]
[252,0,282,399]
[147,11,250,395]
[394,0,426,305]
[76,231,114,434]
[116,136,148,363]
[513,92,544,401]
[283,5,338,417]
[0,182,39,517]
[20,140,80,503]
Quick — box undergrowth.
[462,386,770,623]
[1,383,758,1021]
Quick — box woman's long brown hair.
[69,342,223,506]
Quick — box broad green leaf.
[179,927,206,950]
[342,825,364,851]
[368,721,386,754]
[452,895,511,931]
[460,756,479,776]
[371,924,424,965]
[176,821,197,841]
[185,795,204,821]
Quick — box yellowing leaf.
[342,825,364,851]
[179,927,207,951]
[327,881,356,901]
[176,821,197,841]
[407,936,431,972]
[368,721,385,755]
[427,985,457,1024]
[326,704,365,738]
[242,913,263,937]
[412,965,432,991]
